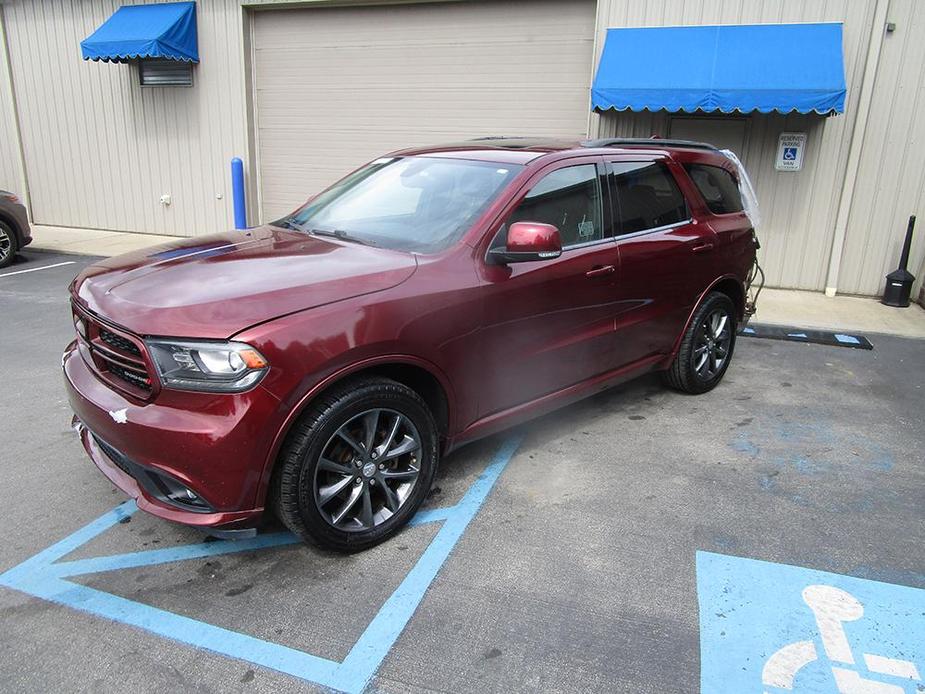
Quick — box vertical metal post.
[231,157,247,230]
[824,0,890,296]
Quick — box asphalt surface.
[1,249,923,693]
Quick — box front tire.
[273,377,439,552]
[663,291,736,394]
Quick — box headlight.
[146,339,269,393]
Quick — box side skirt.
[444,353,665,455]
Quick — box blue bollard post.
[231,157,247,230]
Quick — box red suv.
[64,138,760,551]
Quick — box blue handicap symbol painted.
[783,147,799,161]
[697,551,925,693]
[0,436,523,693]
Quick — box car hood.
[72,226,417,339]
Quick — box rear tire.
[273,377,439,552]
[0,222,16,269]
[663,291,736,394]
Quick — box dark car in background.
[64,138,760,552]
[0,190,31,268]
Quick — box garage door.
[251,0,595,221]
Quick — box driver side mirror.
[488,222,562,264]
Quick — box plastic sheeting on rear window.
[720,149,761,231]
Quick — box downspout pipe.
[824,0,890,297]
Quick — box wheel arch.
[710,276,746,320]
[667,275,745,361]
[0,212,21,245]
[257,355,454,508]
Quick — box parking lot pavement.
[1,250,923,693]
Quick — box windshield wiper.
[279,220,375,246]
[310,228,376,247]
[277,218,309,232]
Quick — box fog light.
[164,484,209,509]
[143,470,211,511]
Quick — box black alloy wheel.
[313,408,422,532]
[273,377,439,552]
[663,291,737,394]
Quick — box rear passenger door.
[606,158,718,365]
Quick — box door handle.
[585,265,616,278]
[692,242,715,254]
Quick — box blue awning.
[81,2,198,63]
[591,23,846,115]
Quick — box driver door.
[476,157,621,416]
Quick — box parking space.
[1,251,923,693]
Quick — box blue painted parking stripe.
[50,506,456,578]
[0,501,137,585]
[336,434,524,692]
[834,333,861,345]
[50,531,301,577]
[406,505,452,526]
[20,573,343,688]
[0,435,524,694]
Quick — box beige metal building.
[0,0,923,299]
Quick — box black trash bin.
[882,216,916,308]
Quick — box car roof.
[390,137,727,166]
[390,138,581,165]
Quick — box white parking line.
[0,261,76,278]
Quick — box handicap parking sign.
[776,132,806,171]
[697,551,924,693]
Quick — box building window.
[139,59,193,87]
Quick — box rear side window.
[683,163,744,215]
[610,162,688,235]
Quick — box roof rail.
[581,138,719,152]
[468,136,533,141]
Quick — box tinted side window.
[509,164,603,247]
[683,163,744,215]
[611,162,688,235]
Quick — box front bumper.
[63,340,281,529]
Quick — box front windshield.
[277,156,523,253]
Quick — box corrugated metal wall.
[0,6,26,202]
[0,0,251,237]
[838,0,925,296]
[1,0,922,298]
[591,0,878,291]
